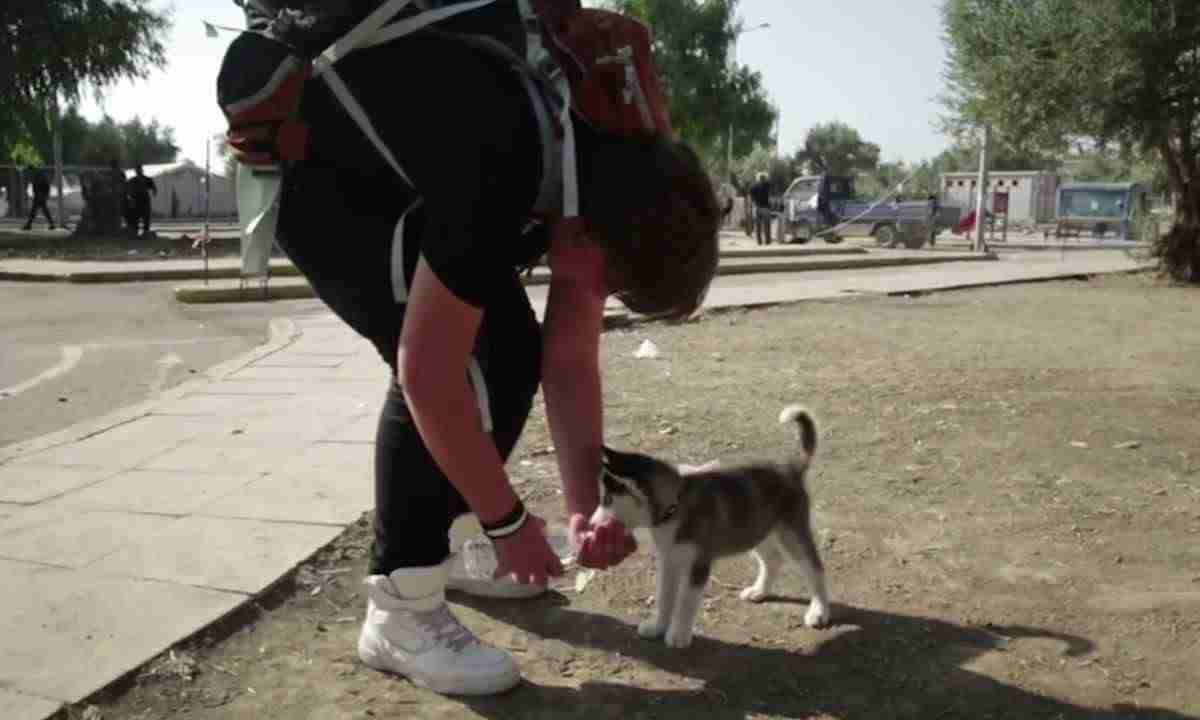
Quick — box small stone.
[1069,441,1089,449]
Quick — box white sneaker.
[447,536,549,599]
[357,564,520,695]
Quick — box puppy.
[591,405,831,648]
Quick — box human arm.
[400,257,561,584]
[542,232,606,519]
[541,228,637,569]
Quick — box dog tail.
[778,404,817,461]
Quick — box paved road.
[0,281,323,448]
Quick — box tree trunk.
[1158,139,1200,282]
[71,169,129,238]
[5,167,27,219]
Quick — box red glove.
[569,513,638,570]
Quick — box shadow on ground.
[453,593,1192,720]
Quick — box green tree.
[121,117,179,167]
[37,110,178,167]
[1064,144,1168,197]
[1,1,171,163]
[604,0,777,165]
[793,122,881,177]
[857,160,909,201]
[731,144,795,195]
[941,0,1200,280]
[930,142,1058,175]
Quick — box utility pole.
[973,123,991,253]
[53,99,64,229]
[203,135,212,284]
[727,21,770,177]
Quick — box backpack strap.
[360,0,497,52]
[312,0,498,192]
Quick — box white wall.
[151,168,236,218]
[940,172,1058,224]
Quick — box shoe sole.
[446,577,547,600]
[359,649,521,696]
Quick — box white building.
[940,171,1059,225]
[59,161,236,218]
[126,162,237,218]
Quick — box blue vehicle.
[1051,182,1147,241]
[781,175,939,247]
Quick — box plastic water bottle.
[458,523,576,578]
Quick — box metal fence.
[0,163,112,227]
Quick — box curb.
[0,317,302,466]
[0,263,301,284]
[173,252,997,304]
[0,247,868,285]
[717,245,868,259]
[934,241,1149,252]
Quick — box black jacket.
[749,180,771,209]
[30,171,51,198]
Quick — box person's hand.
[570,513,637,570]
[491,514,564,587]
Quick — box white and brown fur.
[591,405,831,648]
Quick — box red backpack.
[220,1,673,171]
[543,6,674,137]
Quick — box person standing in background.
[22,166,54,231]
[126,165,158,236]
[750,172,773,245]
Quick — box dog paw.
[664,627,693,648]
[804,600,831,628]
[739,586,768,603]
[638,620,667,639]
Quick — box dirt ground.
[69,273,1200,720]
[0,230,242,261]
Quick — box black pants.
[754,206,773,245]
[25,196,53,228]
[277,162,542,574]
[133,202,151,234]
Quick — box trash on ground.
[633,339,660,359]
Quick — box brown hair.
[582,133,720,319]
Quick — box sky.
[79,0,952,169]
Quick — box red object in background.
[954,208,997,235]
[955,209,978,235]
[993,192,1010,214]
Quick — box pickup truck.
[780,175,940,248]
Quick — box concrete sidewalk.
[0,249,1152,720]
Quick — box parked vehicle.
[1050,182,1147,241]
[780,175,940,247]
